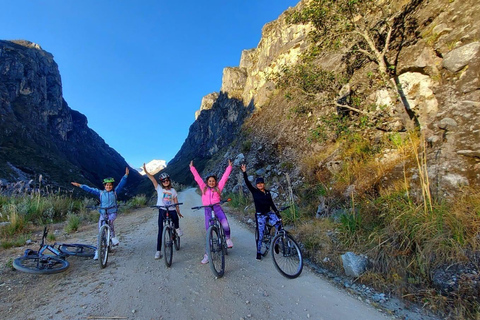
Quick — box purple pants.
[98,212,117,238]
[204,205,230,239]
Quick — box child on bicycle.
[190,159,233,264]
[241,164,281,261]
[143,163,183,260]
[71,167,129,259]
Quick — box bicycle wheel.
[98,225,109,269]
[163,225,173,267]
[255,226,273,257]
[58,244,96,257]
[13,255,69,274]
[271,233,303,279]
[174,231,180,251]
[206,226,225,278]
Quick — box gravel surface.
[1,188,397,319]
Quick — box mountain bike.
[191,199,230,278]
[255,206,303,279]
[95,205,117,269]
[13,227,96,274]
[151,203,183,267]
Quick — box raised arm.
[218,160,232,191]
[241,164,255,193]
[115,167,129,193]
[189,160,206,190]
[143,163,158,189]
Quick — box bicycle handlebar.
[150,203,183,210]
[278,205,291,212]
[191,199,231,210]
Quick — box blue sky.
[1,0,300,170]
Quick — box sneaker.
[201,254,209,264]
[93,250,98,260]
[155,251,162,259]
[111,237,119,246]
[226,238,233,248]
[256,252,262,260]
[176,228,183,237]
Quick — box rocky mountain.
[139,159,166,176]
[168,0,480,200]
[0,40,142,196]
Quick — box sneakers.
[201,254,209,264]
[155,251,162,259]
[226,238,233,248]
[93,250,98,260]
[176,228,183,237]
[256,252,262,260]
[111,237,119,246]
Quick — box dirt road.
[0,188,392,320]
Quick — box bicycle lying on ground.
[191,199,230,278]
[256,206,303,279]
[151,203,183,267]
[13,227,96,274]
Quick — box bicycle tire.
[174,231,180,251]
[206,226,225,278]
[13,255,69,274]
[255,226,273,257]
[98,225,109,269]
[271,233,303,279]
[163,225,173,267]
[58,244,96,258]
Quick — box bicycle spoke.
[207,226,225,278]
[163,225,173,267]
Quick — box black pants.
[157,209,180,251]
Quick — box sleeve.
[190,165,206,190]
[268,192,279,213]
[115,174,128,193]
[80,185,101,197]
[218,164,232,191]
[242,171,256,193]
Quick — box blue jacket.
[80,174,128,214]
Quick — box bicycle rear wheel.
[206,226,225,278]
[163,225,173,267]
[271,233,303,279]
[255,226,273,257]
[59,244,96,258]
[98,225,109,268]
[13,255,69,274]
[174,231,180,251]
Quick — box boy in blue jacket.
[72,167,129,259]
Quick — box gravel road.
[0,188,392,320]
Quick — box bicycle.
[13,227,96,274]
[191,199,230,278]
[94,205,118,269]
[255,206,303,279]
[151,203,183,267]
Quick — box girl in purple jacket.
[190,159,233,264]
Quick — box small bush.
[65,213,81,233]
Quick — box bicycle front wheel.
[271,233,303,279]
[163,225,173,267]
[98,225,109,269]
[206,226,225,278]
[13,255,69,274]
[59,244,96,258]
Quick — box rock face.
[0,40,142,194]
[167,0,480,200]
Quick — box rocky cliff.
[168,0,480,199]
[0,40,142,195]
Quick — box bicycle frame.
[151,203,183,267]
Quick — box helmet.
[103,177,115,184]
[159,173,170,181]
